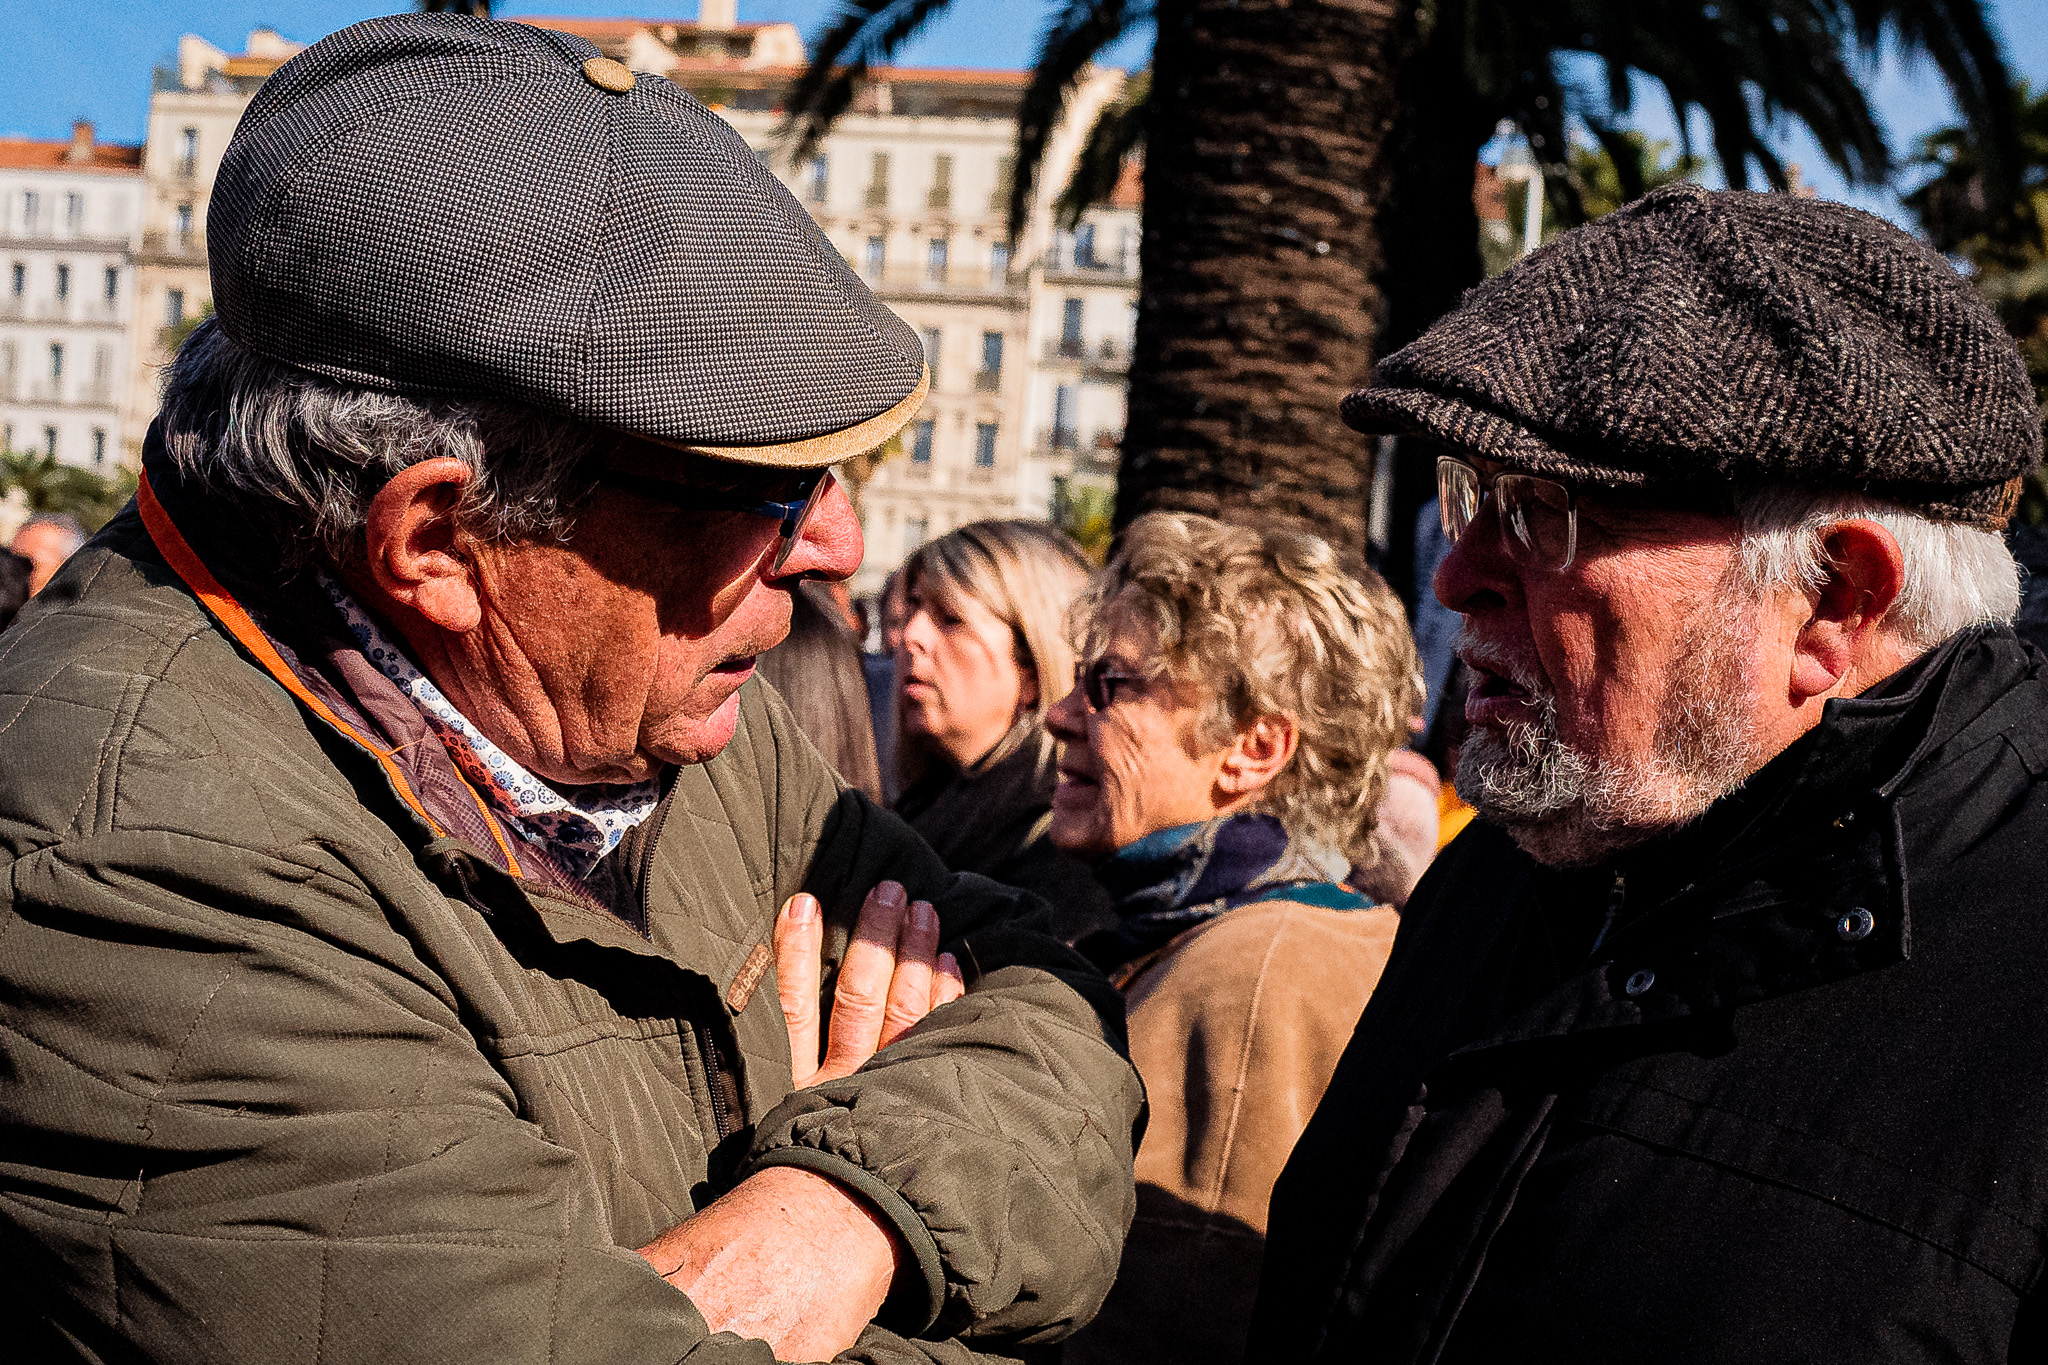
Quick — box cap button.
[583,57,636,93]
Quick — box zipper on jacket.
[643,790,744,1144]
[1588,872,1626,958]
[697,1026,741,1141]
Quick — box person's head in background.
[758,582,885,803]
[898,520,1090,782]
[878,567,911,655]
[0,549,32,632]
[1047,511,1424,883]
[13,514,86,597]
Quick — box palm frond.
[1055,69,1150,229]
[1007,0,1154,240]
[779,0,961,165]
[1844,0,2020,196]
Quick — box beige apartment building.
[540,9,1140,593]
[0,124,143,469]
[121,29,303,459]
[118,10,1140,592]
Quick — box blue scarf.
[1080,812,1369,973]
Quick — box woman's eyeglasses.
[1073,657,1145,711]
[600,467,836,575]
[1437,455,1577,572]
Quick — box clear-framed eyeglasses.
[1437,455,1578,572]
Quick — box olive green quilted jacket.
[0,459,1142,1365]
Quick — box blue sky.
[5,0,2044,225]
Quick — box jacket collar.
[136,428,580,890]
[1433,625,2037,1090]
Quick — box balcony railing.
[142,231,206,260]
[1042,337,1130,372]
[862,264,1027,300]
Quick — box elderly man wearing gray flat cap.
[0,15,1141,1365]
[1250,183,2048,1364]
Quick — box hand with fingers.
[776,880,967,1088]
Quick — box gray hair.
[1735,485,2021,648]
[158,321,602,567]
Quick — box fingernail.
[788,894,819,924]
[877,881,907,910]
[913,901,937,933]
[938,951,960,976]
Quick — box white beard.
[1454,599,1769,867]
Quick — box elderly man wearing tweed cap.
[1251,184,2048,1364]
[0,15,1142,1365]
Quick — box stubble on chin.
[1455,601,1768,868]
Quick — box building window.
[988,241,1011,284]
[925,238,948,282]
[1052,386,1077,448]
[92,429,106,466]
[178,126,199,176]
[862,236,885,276]
[928,154,953,210]
[904,515,928,552]
[55,264,70,300]
[990,156,1014,215]
[22,192,41,232]
[976,330,1003,390]
[65,194,84,231]
[175,203,193,241]
[1060,298,1084,356]
[9,263,22,297]
[1073,222,1099,268]
[807,155,828,204]
[166,289,185,327]
[43,426,57,459]
[910,419,934,465]
[93,345,109,380]
[104,266,118,300]
[865,152,890,208]
[920,327,941,382]
[975,423,998,468]
[49,343,63,380]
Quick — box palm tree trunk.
[1116,0,1416,560]
[1371,42,1499,604]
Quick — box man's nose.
[772,477,863,583]
[1433,501,1517,615]
[1044,681,1085,743]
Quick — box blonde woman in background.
[893,520,1114,943]
[1049,511,1426,1365]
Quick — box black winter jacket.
[1252,625,2048,1363]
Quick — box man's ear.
[1789,519,1906,705]
[362,458,482,634]
[1216,713,1299,799]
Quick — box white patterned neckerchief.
[317,573,662,879]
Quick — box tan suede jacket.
[1064,900,1400,1365]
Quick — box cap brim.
[639,367,931,469]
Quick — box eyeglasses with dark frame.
[598,467,836,575]
[1437,455,1578,572]
[1072,656,1146,711]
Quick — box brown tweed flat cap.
[1343,183,2042,526]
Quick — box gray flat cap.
[209,13,926,467]
[1344,183,2041,527]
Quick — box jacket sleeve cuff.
[741,1144,947,1336]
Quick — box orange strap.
[137,468,527,876]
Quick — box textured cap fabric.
[1343,183,2042,527]
[209,13,926,467]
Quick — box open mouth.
[1459,643,1545,727]
[1052,765,1100,807]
